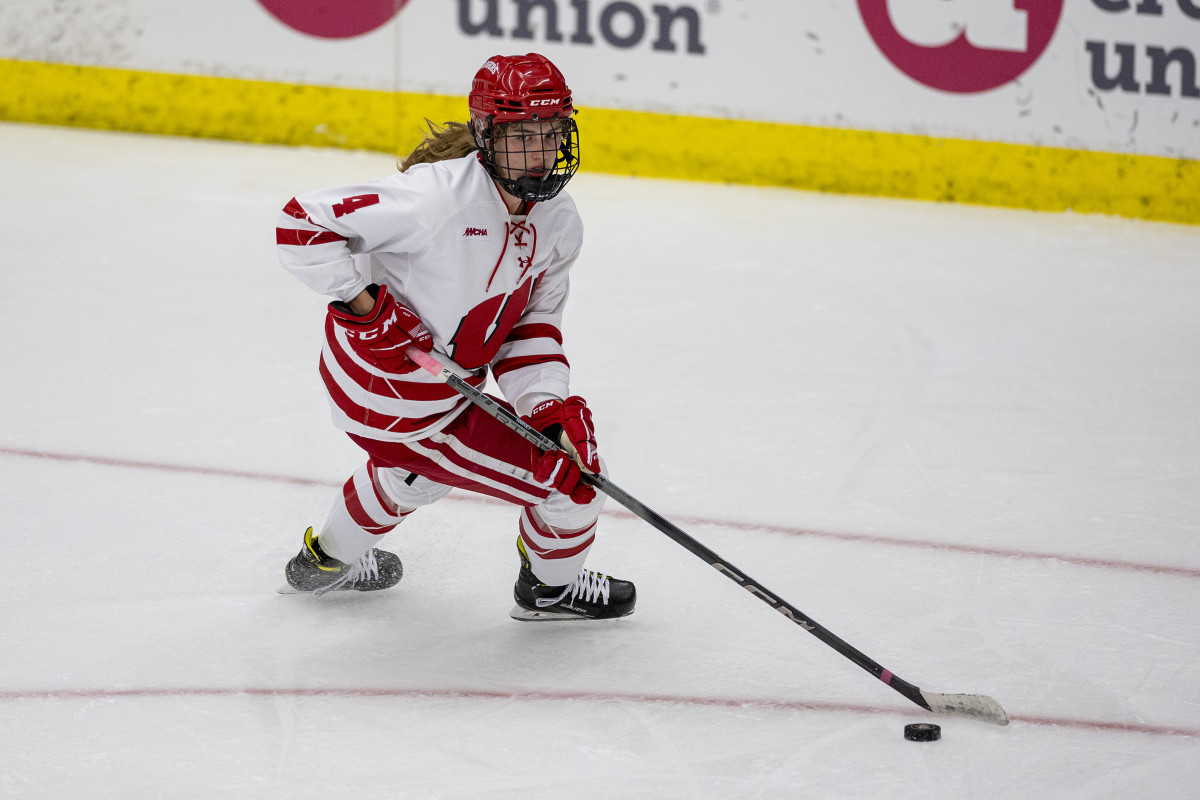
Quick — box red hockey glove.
[524,396,599,505]
[328,284,432,372]
[530,449,595,505]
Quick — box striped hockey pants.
[314,399,605,586]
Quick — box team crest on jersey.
[463,227,488,237]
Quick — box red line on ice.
[2,445,1198,580]
[0,446,331,487]
[0,686,1196,739]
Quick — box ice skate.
[283,527,403,596]
[510,537,635,621]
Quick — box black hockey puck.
[904,723,941,742]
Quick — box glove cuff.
[329,284,386,325]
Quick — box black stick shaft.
[585,472,931,711]
[413,353,931,713]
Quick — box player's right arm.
[275,177,432,303]
[276,178,439,374]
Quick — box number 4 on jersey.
[333,194,380,218]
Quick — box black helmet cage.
[473,114,580,203]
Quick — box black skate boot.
[511,536,636,621]
[284,527,403,596]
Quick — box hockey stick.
[405,347,1009,726]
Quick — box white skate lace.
[536,569,610,608]
[314,549,381,597]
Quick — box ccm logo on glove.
[523,396,600,504]
[328,284,432,372]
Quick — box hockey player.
[276,53,635,621]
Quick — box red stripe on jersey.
[277,228,347,246]
[320,357,450,434]
[492,353,569,379]
[325,320,423,382]
[324,315,423,377]
[323,318,486,401]
[506,323,563,345]
[282,197,311,221]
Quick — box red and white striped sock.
[518,506,596,586]
[317,462,413,563]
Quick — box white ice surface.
[1,122,1198,798]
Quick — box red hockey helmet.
[469,53,580,203]
[469,53,575,125]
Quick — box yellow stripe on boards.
[0,59,401,151]
[582,109,1199,225]
[2,59,1195,225]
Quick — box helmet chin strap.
[502,172,572,203]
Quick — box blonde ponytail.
[400,120,478,172]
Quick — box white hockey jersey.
[276,153,581,443]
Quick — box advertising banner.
[2,1,1196,222]
[4,0,1193,159]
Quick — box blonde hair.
[399,120,478,172]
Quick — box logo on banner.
[857,0,1064,93]
[257,0,411,39]
[457,0,706,54]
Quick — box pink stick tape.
[407,346,442,375]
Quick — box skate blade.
[508,604,627,622]
[277,584,345,596]
[277,583,393,596]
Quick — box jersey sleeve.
[275,175,433,302]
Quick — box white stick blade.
[921,691,1010,725]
